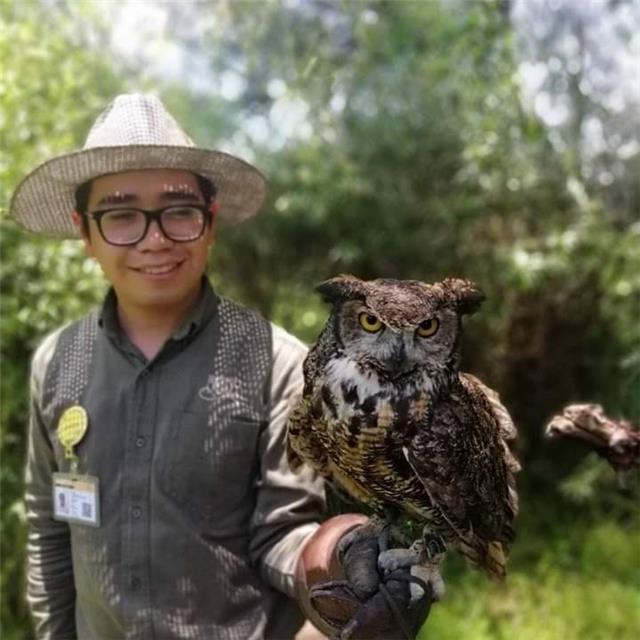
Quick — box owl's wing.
[405,375,518,578]
[463,373,521,477]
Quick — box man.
[11,94,431,639]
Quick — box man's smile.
[131,261,184,276]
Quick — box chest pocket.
[157,406,262,531]
[156,297,272,533]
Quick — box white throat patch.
[325,357,381,402]
[324,356,436,407]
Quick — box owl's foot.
[377,539,422,572]
[378,538,446,601]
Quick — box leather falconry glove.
[300,519,435,640]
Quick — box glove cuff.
[294,514,370,634]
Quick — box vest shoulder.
[217,296,270,330]
[31,310,99,395]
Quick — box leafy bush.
[0,1,122,632]
[424,520,640,640]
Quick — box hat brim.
[9,145,268,237]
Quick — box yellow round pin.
[57,406,88,453]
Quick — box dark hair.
[74,172,217,233]
[195,174,217,208]
[74,181,89,214]
[74,180,92,235]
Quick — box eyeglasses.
[86,205,210,246]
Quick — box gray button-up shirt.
[25,279,324,639]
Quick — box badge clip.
[57,406,88,474]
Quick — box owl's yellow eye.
[359,312,384,333]
[416,318,439,338]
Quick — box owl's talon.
[424,534,446,559]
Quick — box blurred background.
[1,0,638,638]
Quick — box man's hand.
[296,516,435,640]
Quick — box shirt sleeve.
[24,329,77,639]
[249,324,326,598]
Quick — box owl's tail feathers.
[484,541,509,581]
[458,538,509,581]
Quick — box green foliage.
[1,0,125,633]
[425,565,639,640]
[423,517,640,640]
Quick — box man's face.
[74,168,215,316]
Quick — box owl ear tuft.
[442,278,485,315]
[315,275,367,305]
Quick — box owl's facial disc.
[336,298,461,383]
[344,304,418,377]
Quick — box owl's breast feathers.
[287,356,432,512]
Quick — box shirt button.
[135,436,146,448]
[131,577,141,591]
[140,369,150,378]
[132,506,142,519]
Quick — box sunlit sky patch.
[513,0,639,130]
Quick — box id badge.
[53,472,100,527]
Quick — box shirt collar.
[171,277,218,340]
[98,276,219,345]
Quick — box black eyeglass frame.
[85,204,212,247]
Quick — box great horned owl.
[288,275,519,581]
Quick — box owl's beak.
[386,339,408,374]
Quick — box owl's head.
[316,275,484,379]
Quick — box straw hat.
[9,93,267,237]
